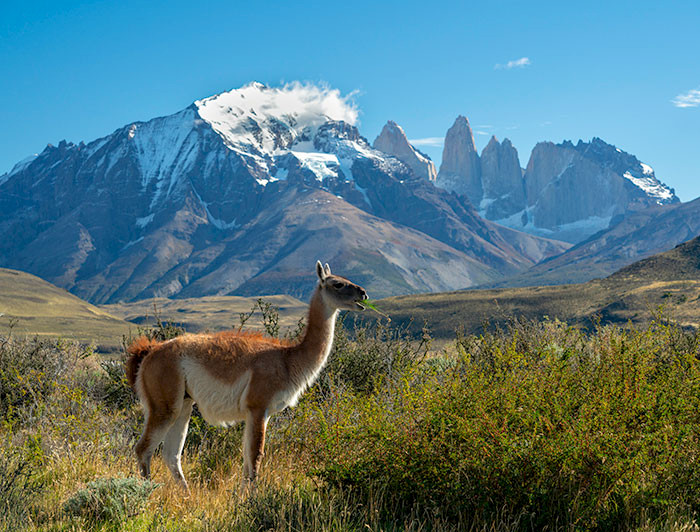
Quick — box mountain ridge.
[0,82,569,304]
[435,118,679,243]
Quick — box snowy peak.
[194,82,358,156]
[0,81,572,304]
[572,138,677,205]
[373,120,437,181]
[126,107,202,191]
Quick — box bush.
[309,319,700,530]
[0,335,90,423]
[5,306,700,530]
[63,477,158,523]
[323,319,430,394]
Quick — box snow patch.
[207,212,238,230]
[640,162,654,176]
[192,187,239,229]
[551,214,613,234]
[136,213,154,228]
[623,171,673,203]
[291,151,339,181]
[122,236,144,251]
[354,182,371,207]
[494,207,613,241]
[478,194,513,218]
[3,154,38,183]
[83,137,110,158]
[479,196,497,211]
[256,177,277,186]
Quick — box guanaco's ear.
[324,263,331,276]
[316,260,327,281]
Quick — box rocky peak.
[479,136,524,219]
[436,115,482,205]
[372,121,437,181]
[428,112,680,244]
[523,141,577,202]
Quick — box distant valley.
[370,235,700,339]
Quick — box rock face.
[436,116,482,204]
[373,121,436,181]
[518,138,679,242]
[479,137,525,220]
[0,83,568,303]
[434,116,679,243]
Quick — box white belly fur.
[181,359,252,427]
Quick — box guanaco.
[126,261,367,489]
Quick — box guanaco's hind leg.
[134,348,185,481]
[243,408,268,482]
[135,412,177,479]
[162,398,194,490]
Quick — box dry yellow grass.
[0,268,130,349]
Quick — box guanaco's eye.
[331,281,344,289]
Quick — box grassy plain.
[101,294,307,336]
[0,268,130,349]
[371,277,700,339]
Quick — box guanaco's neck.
[286,286,337,380]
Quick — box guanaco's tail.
[126,337,159,390]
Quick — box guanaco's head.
[316,261,368,311]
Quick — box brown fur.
[125,336,160,389]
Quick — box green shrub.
[323,319,430,394]
[308,319,700,530]
[98,358,136,411]
[0,335,90,423]
[63,477,158,523]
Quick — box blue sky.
[2,0,699,199]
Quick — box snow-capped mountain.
[0,82,568,303]
[435,117,679,243]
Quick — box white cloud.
[197,81,359,129]
[475,130,491,136]
[495,57,531,70]
[409,137,444,147]
[672,88,700,108]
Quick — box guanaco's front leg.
[243,408,268,482]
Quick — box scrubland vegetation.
[2,306,700,531]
